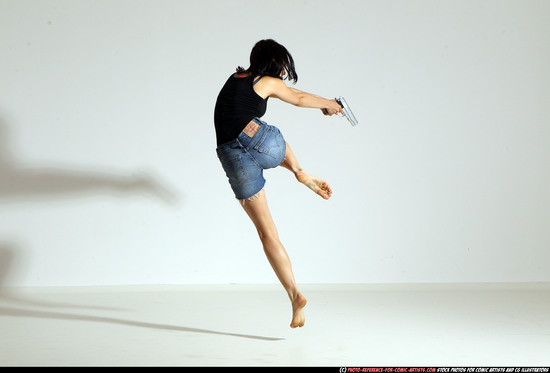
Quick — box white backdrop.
[1,0,549,286]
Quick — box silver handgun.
[324,97,359,126]
[336,97,358,126]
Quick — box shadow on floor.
[0,245,283,342]
[0,305,284,341]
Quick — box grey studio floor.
[0,283,549,367]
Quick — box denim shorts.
[216,118,287,200]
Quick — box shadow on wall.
[0,242,22,290]
[0,118,178,205]
[0,115,179,286]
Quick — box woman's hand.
[322,99,344,116]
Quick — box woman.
[214,39,343,328]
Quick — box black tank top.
[214,74,268,146]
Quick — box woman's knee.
[257,226,280,245]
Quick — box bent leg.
[280,142,333,200]
[279,142,303,175]
[241,189,307,328]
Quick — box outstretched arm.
[288,88,342,116]
[256,77,343,116]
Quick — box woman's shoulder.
[252,76,285,99]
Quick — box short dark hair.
[236,39,298,83]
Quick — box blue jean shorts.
[216,118,287,200]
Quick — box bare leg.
[280,142,332,199]
[241,189,307,328]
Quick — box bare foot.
[290,294,307,328]
[295,171,332,200]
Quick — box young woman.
[214,39,343,328]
